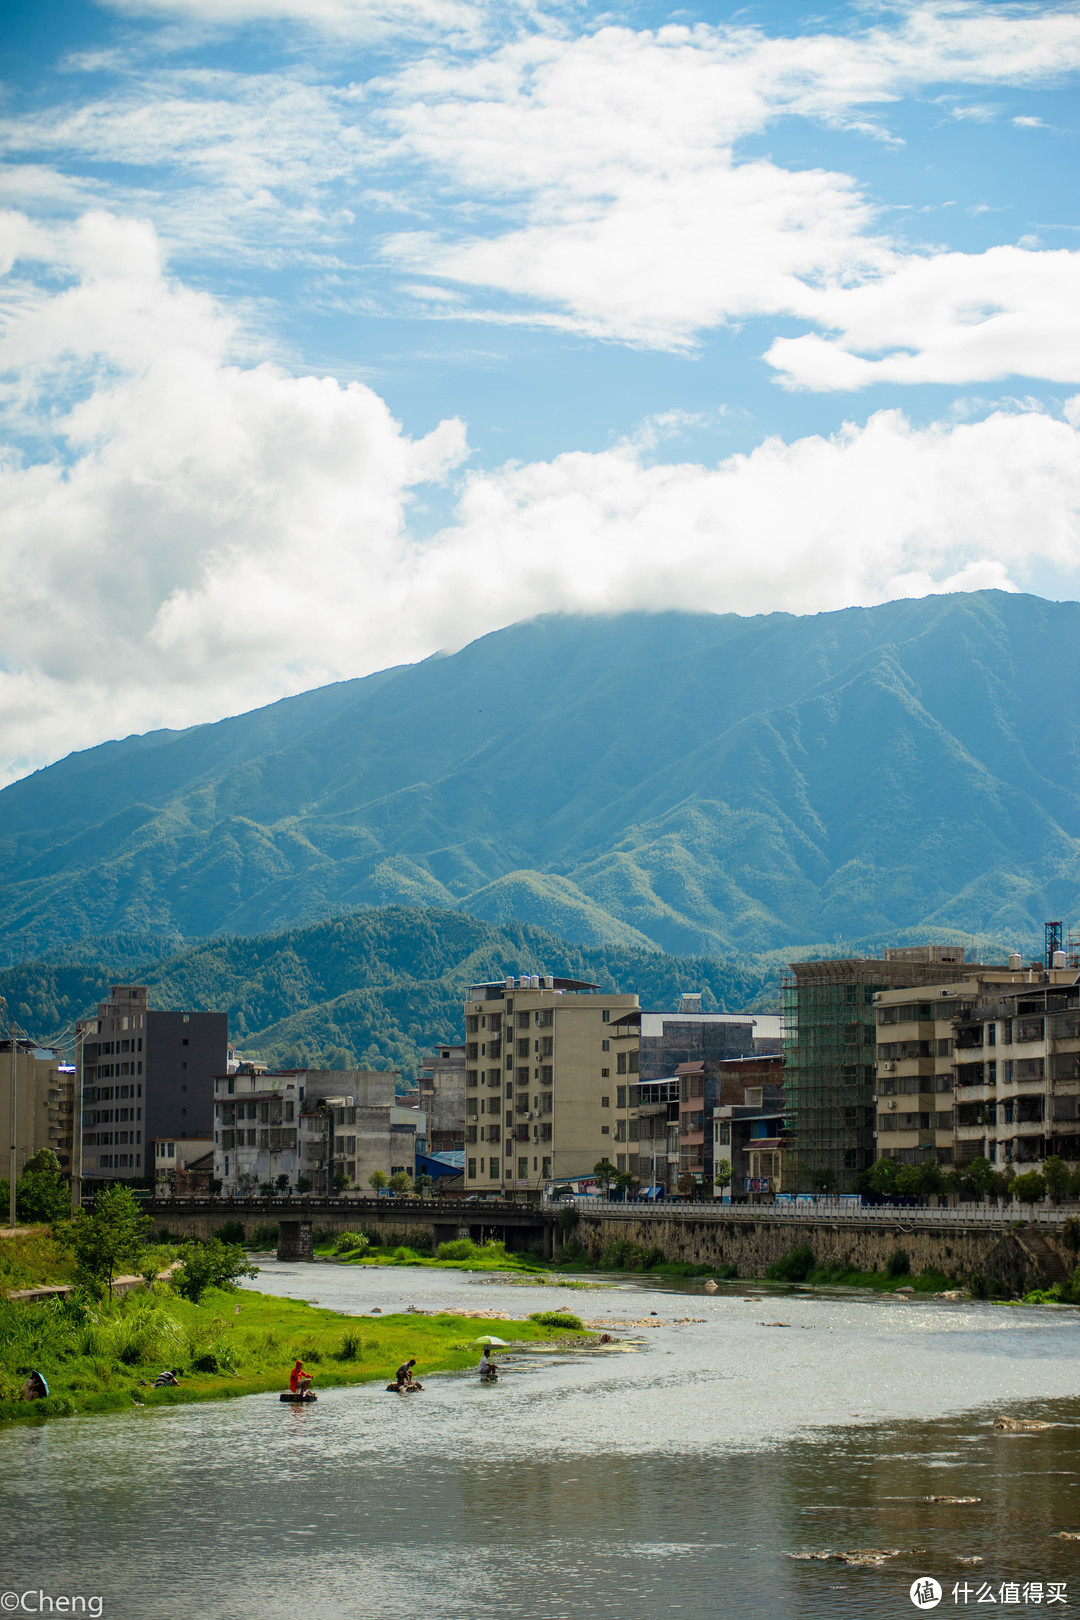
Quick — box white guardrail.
[561,1198,1077,1227]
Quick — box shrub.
[297,1347,322,1364]
[334,1231,370,1255]
[715,1262,738,1280]
[436,1238,478,1261]
[171,1240,258,1304]
[766,1245,815,1282]
[529,1311,584,1331]
[217,1221,245,1246]
[641,1247,666,1270]
[153,1228,177,1244]
[1011,1170,1047,1203]
[885,1249,911,1278]
[334,1333,363,1362]
[312,1227,336,1246]
[247,1224,279,1250]
[557,1207,580,1235]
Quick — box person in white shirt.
[477,1347,498,1381]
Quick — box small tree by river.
[69,1185,152,1295]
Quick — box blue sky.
[1,0,1079,779]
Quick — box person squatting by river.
[395,1359,420,1391]
[477,1348,498,1382]
[290,1360,313,1395]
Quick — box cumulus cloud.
[3,213,1080,783]
[374,12,1080,370]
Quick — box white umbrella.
[470,1334,510,1346]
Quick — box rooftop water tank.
[1008,953,1022,971]
[1053,949,1067,968]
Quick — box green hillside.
[0,591,1077,957]
[0,907,782,1078]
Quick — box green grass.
[797,1264,955,1293]
[0,1225,181,1295]
[0,1285,594,1429]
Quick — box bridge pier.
[277,1220,313,1262]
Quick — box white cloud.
[4,213,1080,784]
[98,0,536,46]
[764,245,1080,390]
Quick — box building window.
[616,1086,626,1109]
[601,1068,610,1078]
[468,1158,477,1179]
[182,1038,189,1047]
[489,1158,499,1179]
[602,1010,611,1023]
[600,1125,609,1135]
[601,1096,610,1107]
[517,1157,528,1179]
[602,1039,610,1051]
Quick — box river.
[3,1263,1080,1619]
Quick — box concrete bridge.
[144,1195,556,1261]
[138,1195,1076,1289]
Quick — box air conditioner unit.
[888,1101,897,1110]
[881,1062,895,1071]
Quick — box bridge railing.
[560,1197,1077,1228]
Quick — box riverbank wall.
[574,1211,1073,1294]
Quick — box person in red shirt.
[289,1360,312,1395]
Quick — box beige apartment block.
[0,1038,76,1187]
[873,962,1079,1171]
[462,973,640,1199]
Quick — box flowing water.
[4,1262,1080,1620]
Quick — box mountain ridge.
[2,591,1078,956]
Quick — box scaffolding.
[783,951,979,1190]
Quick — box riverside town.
[6,0,1080,1613]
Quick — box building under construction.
[783,946,980,1188]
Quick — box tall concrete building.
[784,946,985,1188]
[874,962,1080,1176]
[78,985,228,1183]
[0,1039,75,1186]
[462,973,639,1198]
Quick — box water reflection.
[2,1264,1078,1620]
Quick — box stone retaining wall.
[575,1213,1073,1294]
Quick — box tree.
[258,1182,275,1197]
[333,1171,351,1193]
[1044,1155,1070,1204]
[809,1166,838,1195]
[894,1164,923,1199]
[172,1238,258,1304]
[237,1172,259,1196]
[946,1156,995,1202]
[713,1159,733,1192]
[296,1174,312,1194]
[388,1171,412,1194]
[15,1149,69,1223]
[862,1158,900,1199]
[414,1173,433,1199]
[274,1174,291,1194]
[1010,1169,1047,1203]
[68,1185,151,1295]
[593,1159,618,1195]
[368,1170,388,1193]
[612,1170,635,1201]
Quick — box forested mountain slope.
[0,591,1076,956]
[0,908,781,1077]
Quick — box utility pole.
[7,1006,18,1230]
[71,1023,88,1217]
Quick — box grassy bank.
[0,1225,181,1294]
[0,1284,592,1429]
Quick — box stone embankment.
[574,1211,1074,1293]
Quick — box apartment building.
[872,960,1080,1173]
[416,1044,466,1153]
[0,1039,75,1186]
[462,973,639,1198]
[955,970,1080,1172]
[78,985,228,1183]
[784,946,982,1188]
[153,1137,215,1195]
[713,1059,786,1199]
